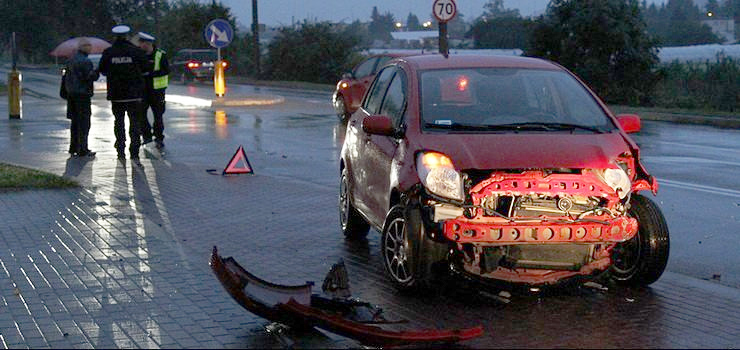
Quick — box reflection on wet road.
[1,71,740,347]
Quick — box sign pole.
[438,22,448,58]
[432,0,456,59]
[215,47,225,97]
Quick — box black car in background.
[170,48,228,83]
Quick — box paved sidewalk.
[0,90,357,348]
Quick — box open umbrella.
[50,37,111,58]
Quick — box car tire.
[381,205,448,292]
[339,169,370,239]
[610,194,670,286]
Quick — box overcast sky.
[211,0,668,28]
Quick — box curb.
[211,95,285,107]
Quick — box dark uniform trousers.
[68,95,92,154]
[112,101,142,157]
[140,89,166,142]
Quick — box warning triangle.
[223,145,253,175]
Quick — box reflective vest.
[153,50,168,90]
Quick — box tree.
[469,17,534,49]
[642,0,721,45]
[108,0,170,35]
[706,0,720,15]
[482,0,521,19]
[406,13,422,31]
[0,0,114,63]
[156,0,236,56]
[528,0,659,105]
[368,6,395,43]
[266,22,360,83]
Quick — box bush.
[653,54,740,112]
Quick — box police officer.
[137,32,169,149]
[98,25,149,160]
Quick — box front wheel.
[610,194,670,286]
[381,205,447,292]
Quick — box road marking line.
[659,178,740,198]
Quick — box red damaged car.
[339,54,669,291]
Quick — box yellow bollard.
[214,59,225,97]
[8,69,22,119]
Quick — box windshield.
[419,68,616,133]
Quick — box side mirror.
[616,114,641,134]
[342,72,353,80]
[362,115,396,136]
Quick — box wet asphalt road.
[1,66,740,348]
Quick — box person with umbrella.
[64,38,99,157]
[98,24,149,161]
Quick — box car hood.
[411,132,631,170]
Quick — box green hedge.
[652,55,740,112]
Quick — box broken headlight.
[416,152,464,201]
[601,167,631,199]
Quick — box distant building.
[390,30,438,49]
[701,19,736,44]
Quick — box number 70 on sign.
[433,0,457,23]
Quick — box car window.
[379,70,406,125]
[420,68,615,131]
[363,67,397,114]
[374,56,394,74]
[354,57,378,78]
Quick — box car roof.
[398,54,561,71]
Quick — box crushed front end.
[423,168,646,285]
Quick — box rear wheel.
[610,194,670,286]
[381,205,448,292]
[339,168,370,239]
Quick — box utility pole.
[252,0,260,78]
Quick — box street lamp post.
[252,0,260,78]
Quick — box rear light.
[456,76,469,91]
[187,61,200,69]
[221,60,229,69]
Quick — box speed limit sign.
[433,0,457,23]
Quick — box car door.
[364,67,407,219]
[347,67,397,226]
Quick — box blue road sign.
[204,19,234,49]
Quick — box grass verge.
[0,163,78,191]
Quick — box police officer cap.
[138,32,155,42]
[112,25,131,35]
